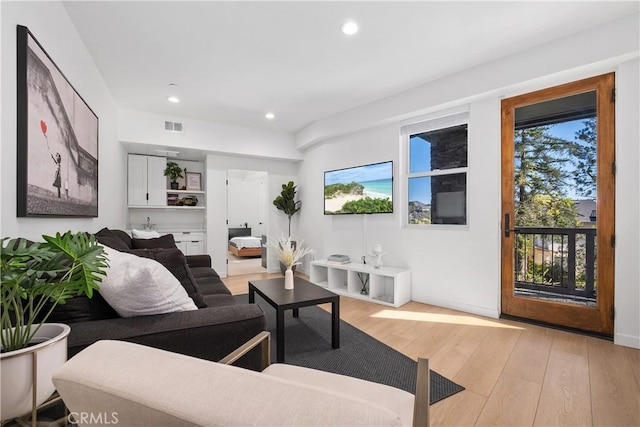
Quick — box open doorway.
[227,170,269,276]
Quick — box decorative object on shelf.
[269,236,313,290]
[186,172,202,191]
[273,181,301,238]
[327,254,350,264]
[357,272,369,295]
[167,193,179,206]
[369,244,386,269]
[17,25,99,218]
[1,232,107,421]
[167,194,198,206]
[180,196,198,206]
[164,161,185,190]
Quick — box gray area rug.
[235,294,465,404]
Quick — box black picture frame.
[17,25,99,217]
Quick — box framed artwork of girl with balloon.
[16,25,99,217]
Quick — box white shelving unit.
[127,155,206,210]
[127,205,206,210]
[309,260,411,308]
[166,189,205,209]
[166,190,205,194]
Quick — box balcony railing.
[514,227,596,299]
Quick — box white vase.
[0,323,71,421]
[284,266,294,290]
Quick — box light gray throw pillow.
[99,246,197,317]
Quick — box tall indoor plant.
[1,231,107,421]
[273,181,301,237]
[273,181,302,274]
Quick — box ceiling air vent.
[164,121,184,133]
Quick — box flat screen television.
[324,161,393,215]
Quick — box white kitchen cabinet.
[186,240,205,255]
[172,232,206,255]
[127,155,166,207]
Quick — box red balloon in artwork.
[40,120,47,136]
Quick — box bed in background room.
[228,228,262,257]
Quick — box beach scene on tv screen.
[324,162,393,214]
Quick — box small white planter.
[1,323,71,421]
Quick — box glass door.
[501,73,615,335]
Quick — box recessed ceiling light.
[167,83,180,103]
[341,21,359,35]
[265,112,275,120]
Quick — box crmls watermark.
[68,412,119,425]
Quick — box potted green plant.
[273,181,302,274]
[164,161,185,190]
[273,181,301,237]
[1,231,107,421]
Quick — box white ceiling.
[63,1,638,134]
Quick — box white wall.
[1,1,126,240]
[299,100,502,319]
[296,14,640,347]
[614,57,640,349]
[119,110,302,162]
[205,155,299,277]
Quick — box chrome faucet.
[145,217,154,230]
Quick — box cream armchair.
[53,332,429,426]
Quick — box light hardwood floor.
[223,272,640,427]
[227,252,265,276]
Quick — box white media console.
[309,259,411,308]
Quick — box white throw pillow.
[99,246,197,317]
[131,229,161,239]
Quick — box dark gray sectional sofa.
[50,228,266,370]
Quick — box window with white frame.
[402,112,469,226]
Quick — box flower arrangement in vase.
[269,236,313,290]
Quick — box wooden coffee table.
[248,277,340,363]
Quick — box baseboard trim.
[415,297,500,319]
[614,333,640,349]
[446,303,500,319]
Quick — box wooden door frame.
[501,73,615,335]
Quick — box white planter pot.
[0,323,71,421]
